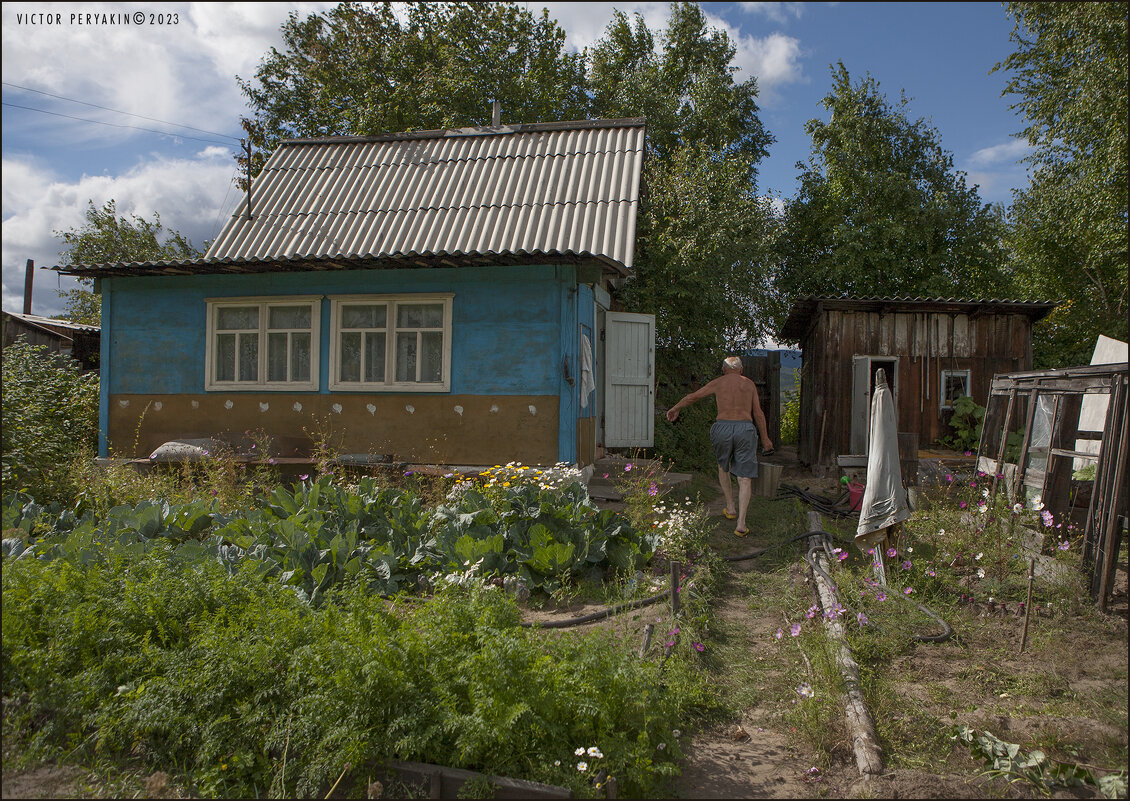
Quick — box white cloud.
[738,3,806,24]
[2,152,237,317]
[967,139,1032,167]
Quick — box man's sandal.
[734,528,748,537]
[722,509,737,520]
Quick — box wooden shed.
[779,296,1056,468]
[1,310,101,371]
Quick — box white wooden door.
[604,311,655,447]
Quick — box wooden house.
[1,310,100,371]
[55,118,654,467]
[778,296,1056,468]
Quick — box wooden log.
[389,761,573,799]
[806,512,884,779]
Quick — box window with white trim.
[205,297,320,390]
[940,369,971,410]
[329,294,452,391]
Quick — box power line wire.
[2,101,235,147]
[2,81,241,141]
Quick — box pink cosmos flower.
[903,587,914,595]
[299,474,309,481]
[857,612,868,626]
[625,464,633,472]
[876,592,887,601]
[693,642,705,652]
[960,501,968,509]
[838,551,849,561]
[902,560,912,570]
[886,547,898,558]
[1041,510,1054,527]
[775,628,783,639]
[1058,540,1070,551]
[790,623,802,637]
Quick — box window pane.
[397,303,443,329]
[944,372,969,406]
[291,333,311,382]
[342,304,386,329]
[217,306,258,330]
[364,332,386,382]
[238,333,258,382]
[269,305,310,330]
[216,333,235,381]
[340,332,361,382]
[420,331,443,383]
[268,333,288,382]
[396,332,417,382]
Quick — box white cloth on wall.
[580,333,596,409]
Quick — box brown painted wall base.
[108,393,560,465]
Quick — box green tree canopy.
[53,199,205,325]
[994,2,1128,367]
[772,63,1013,328]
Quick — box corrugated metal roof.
[779,295,1058,341]
[2,310,100,334]
[206,118,644,270]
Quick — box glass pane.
[217,306,258,330]
[291,333,311,382]
[364,332,386,383]
[269,305,310,330]
[396,332,417,382]
[342,304,386,329]
[420,331,443,383]
[268,333,288,382]
[340,332,361,382]
[397,303,443,329]
[216,333,235,382]
[238,333,258,382]
[943,372,969,407]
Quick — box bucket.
[754,462,782,497]
[847,481,865,511]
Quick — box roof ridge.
[280,117,646,146]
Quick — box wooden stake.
[669,562,681,616]
[1019,557,1035,654]
[638,623,655,658]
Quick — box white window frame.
[940,368,971,410]
[328,294,453,392]
[204,296,321,391]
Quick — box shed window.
[941,369,971,410]
[206,297,320,391]
[329,294,452,391]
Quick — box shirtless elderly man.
[665,356,773,536]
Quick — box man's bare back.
[684,372,757,421]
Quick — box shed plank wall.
[799,309,1034,463]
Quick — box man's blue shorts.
[710,420,759,478]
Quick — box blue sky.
[2,2,1032,318]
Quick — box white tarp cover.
[856,370,912,539]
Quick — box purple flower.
[211,489,218,496]
[903,587,914,595]
[603,473,609,479]
[876,592,887,602]
[1058,540,1070,551]
[665,640,675,648]
[945,473,954,483]
[805,605,818,619]
[902,560,912,570]
[838,551,849,561]
[959,501,968,509]
[670,627,680,636]
[886,547,898,558]
[926,569,936,577]
[624,463,633,472]
[775,628,783,639]
[267,457,277,465]
[857,611,868,626]
[299,474,309,481]
[964,450,972,457]
[1041,510,1054,527]
[693,642,705,652]
[790,623,802,637]
[648,482,658,496]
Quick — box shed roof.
[55,118,645,279]
[779,295,1058,342]
[2,310,100,335]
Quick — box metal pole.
[1019,557,1035,654]
[23,259,33,314]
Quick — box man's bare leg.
[736,476,753,532]
[717,466,735,516]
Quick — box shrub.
[780,385,800,446]
[939,395,984,452]
[1,340,98,502]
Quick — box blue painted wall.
[100,264,590,461]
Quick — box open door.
[604,311,655,447]
[850,356,899,455]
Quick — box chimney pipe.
[491,100,500,127]
[23,259,33,315]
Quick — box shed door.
[850,355,899,455]
[604,311,655,447]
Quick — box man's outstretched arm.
[666,379,718,422]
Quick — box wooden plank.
[953,314,970,358]
[389,761,573,799]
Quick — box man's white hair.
[723,356,743,372]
